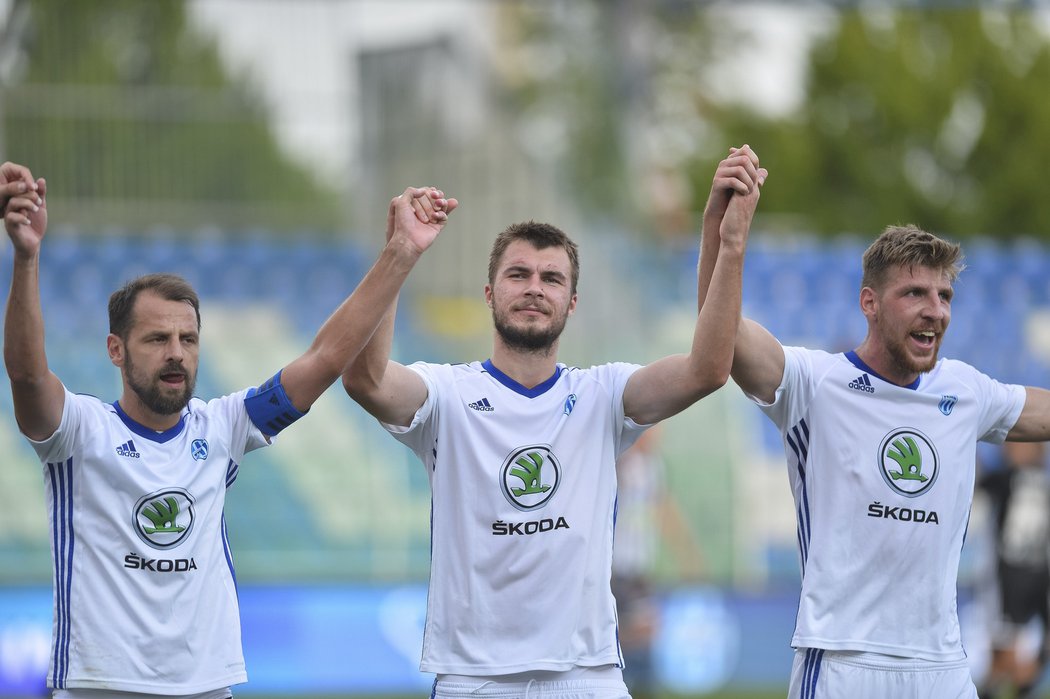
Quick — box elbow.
[699,369,730,396]
[341,370,362,397]
[341,366,378,399]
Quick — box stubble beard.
[492,306,567,355]
[883,327,941,377]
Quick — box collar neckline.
[482,359,563,398]
[844,351,921,391]
[112,401,187,443]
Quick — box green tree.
[0,0,342,231]
[686,9,1050,239]
[494,1,727,233]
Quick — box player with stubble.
[0,160,456,697]
[342,146,766,699]
[703,194,1050,695]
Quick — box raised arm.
[275,187,455,415]
[694,149,785,405]
[340,192,434,427]
[622,147,765,425]
[2,165,64,441]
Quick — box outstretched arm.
[340,192,437,427]
[275,187,456,416]
[2,164,64,441]
[622,147,765,425]
[1006,387,1050,441]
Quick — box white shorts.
[54,689,232,699]
[433,665,630,699]
[789,648,977,699]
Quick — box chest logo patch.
[133,487,196,549]
[500,444,562,511]
[878,428,939,498]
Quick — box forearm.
[689,238,745,389]
[342,297,397,397]
[623,239,743,425]
[281,239,421,410]
[4,249,63,439]
[696,211,722,313]
[4,251,48,383]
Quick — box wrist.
[382,235,425,269]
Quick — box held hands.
[386,186,458,255]
[712,145,766,251]
[0,162,47,255]
[705,145,766,223]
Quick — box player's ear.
[484,284,494,309]
[859,286,878,319]
[107,333,125,368]
[567,293,578,316]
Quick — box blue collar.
[112,401,187,443]
[844,351,921,391]
[482,359,563,398]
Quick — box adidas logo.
[468,397,494,412]
[848,374,875,394]
[116,439,141,458]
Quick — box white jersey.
[28,386,269,693]
[755,347,1026,661]
[384,360,647,675]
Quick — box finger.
[410,196,430,224]
[6,194,40,214]
[444,197,458,215]
[757,168,768,187]
[735,144,759,168]
[0,180,31,200]
[0,162,36,190]
[714,168,755,195]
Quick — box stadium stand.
[0,230,1048,587]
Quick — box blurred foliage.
[500,3,1050,239]
[494,0,727,236]
[0,0,343,231]
[698,8,1050,239]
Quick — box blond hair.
[861,224,964,291]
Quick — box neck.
[853,341,919,387]
[490,340,560,389]
[118,395,181,432]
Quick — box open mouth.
[910,330,936,349]
[160,372,185,386]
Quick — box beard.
[124,353,196,417]
[883,327,941,377]
[492,304,568,354]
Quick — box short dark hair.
[861,224,965,291]
[108,273,201,339]
[487,221,580,294]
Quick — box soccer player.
[341,146,766,699]
[0,161,456,697]
[706,212,1050,696]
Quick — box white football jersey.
[384,360,647,675]
[28,386,269,693]
[755,347,1026,660]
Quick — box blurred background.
[2,0,1050,696]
